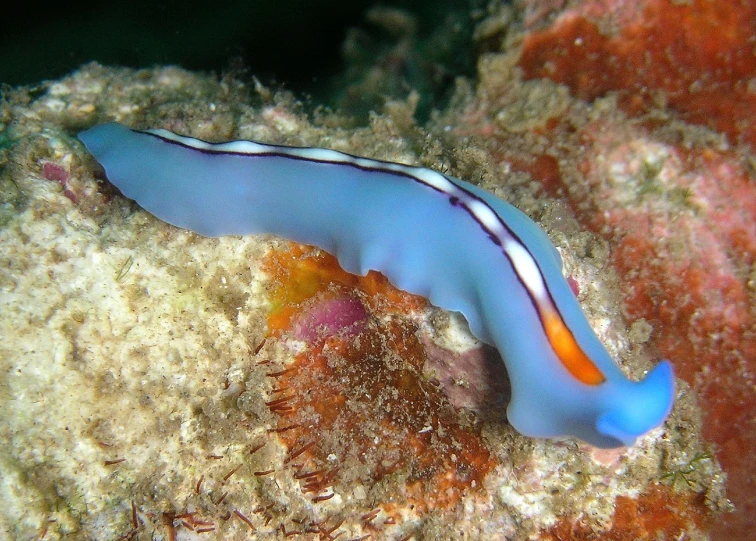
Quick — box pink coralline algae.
[291,294,369,345]
[41,161,76,203]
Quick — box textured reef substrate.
[1,0,751,538]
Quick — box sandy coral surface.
[0,1,746,537]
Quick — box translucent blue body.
[79,123,674,448]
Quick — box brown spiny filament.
[281,524,303,537]
[254,503,275,514]
[253,339,267,355]
[222,464,242,482]
[268,423,301,433]
[361,509,380,523]
[318,518,344,538]
[248,442,266,454]
[234,510,256,531]
[284,441,315,463]
[302,468,339,494]
[265,395,297,408]
[266,367,297,378]
[294,468,326,480]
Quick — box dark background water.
[1,0,479,109]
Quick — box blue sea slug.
[79,122,675,448]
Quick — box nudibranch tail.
[79,122,675,448]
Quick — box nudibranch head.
[506,353,675,448]
[595,360,675,447]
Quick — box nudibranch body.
[79,122,674,448]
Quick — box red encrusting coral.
[518,0,756,150]
[573,120,755,540]
[491,115,751,537]
[260,244,497,523]
[496,123,746,536]
[541,485,710,541]
[486,2,756,536]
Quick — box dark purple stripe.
[137,127,571,345]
